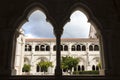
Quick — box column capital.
[54,29,63,38]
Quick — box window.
[25,44,32,51]
[14,7,104,76]
[94,45,99,51]
[40,45,45,51]
[89,45,93,51]
[82,65,85,71]
[72,45,76,51]
[77,45,81,51]
[64,45,68,51]
[36,65,40,72]
[28,45,32,51]
[35,45,39,51]
[60,45,63,51]
[74,66,77,71]
[78,65,81,71]
[25,45,27,51]
[92,65,95,71]
[46,45,50,51]
[53,45,56,51]
[96,66,99,71]
[82,45,86,51]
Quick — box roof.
[25,38,99,42]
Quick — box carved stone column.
[54,29,63,77]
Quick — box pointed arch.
[12,3,56,75]
[71,45,76,51]
[46,45,50,51]
[62,2,105,75]
[94,45,99,51]
[77,45,81,51]
[35,45,40,51]
[64,45,68,51]
[89,45,93,51]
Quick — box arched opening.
[25,44,32,51]
[94,45,99,51]
[46,45,50,51]
[77,45,81,51]
[71,45,76,51]
[92,65,96,71]
[82,45,86,51]
[53,45,56,51]
[40,45,45,51]
[64,45,68,51]
[78,65,81,71]
[35,45,40,51]
[89,45,93,51]
[14,9,55,75]
[61,8,104,76]
[60,45,63,51]
[12,2,105,77]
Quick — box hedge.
[73,70,99,74]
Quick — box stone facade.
[14,26,101,75]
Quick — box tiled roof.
[25,38,99,42]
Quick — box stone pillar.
[0,29,17,76]
[48,42,53,74]
[11,30,22,75]
[54,29,63,76]
[30,43,35,75]
[68,43,72,56]
[86,43,90,70]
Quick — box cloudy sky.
[22,10,90,38]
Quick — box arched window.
[15,10,56,75]
[78,65,81,71]
[36,65,40,72]
[60,45,63,51]
[64,45,68,51]
[82,45,86,51]
[25,44,32,51]
[77,45,81,51]
[35,45,39,51]
[28,45,32,51]
[72,45,75,51]
[63,68,67,72]
[40,45,45,51]
[46,45,50,51]
[82,65,85,71]
[94,45,99,51]
[92,65,95,71]
[89,45,93,51]
[74,66,77,71]
[53,45,56,51]
[25,45,27,51]
[96,66,99,71]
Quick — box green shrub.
[73,70,99,74]
[22,64,31,72]
[73,71,79,74]
[79,70,99,74]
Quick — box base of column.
[0,68,11,76]
[55,67,62,77]
[11,69,17,75]
[99,69,105,76]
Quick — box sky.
[22,10,91,38]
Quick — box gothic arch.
[12,3,56,73]
[62,2,105,74]
[67,3,103,34]
[16,2,56,30]
[10,0,105,76]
